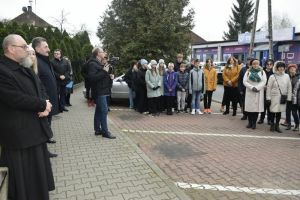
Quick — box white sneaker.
[196,109,203,115]
[191,109,195,115]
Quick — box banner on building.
[238,27,295,44]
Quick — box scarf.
[249,68,261,82]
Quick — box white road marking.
[175,182,300,196]
[122,129,300,140]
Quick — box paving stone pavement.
[48,86,191,200]
[109,99,300,200]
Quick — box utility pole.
[268,0,273,59]
[249,0,260,57]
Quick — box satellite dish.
[22,6,28,12]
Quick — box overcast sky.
[1,0,299,45]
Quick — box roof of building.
[189,31,206,45]
[11,6,53,27]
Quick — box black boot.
[257,119,264,124]
[241,115,247,120]
[286,124,292,130]
[252,120,256,129]
[275,124,282,133]
[232,110,237,116]
[270,123,275,132]
[246,120,252,128]
[293,124,299,131]
[223,110,229,115]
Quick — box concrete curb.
[108,119,193,200]
[73,82,84,89]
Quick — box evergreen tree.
[223,0,254,40]
[97,0,194,71]
[74,31,91,46]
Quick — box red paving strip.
[109,106,300,199]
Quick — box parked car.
[111,74,129,99]
[214,61,226,84]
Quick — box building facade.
[192,28,300,65]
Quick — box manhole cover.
[119,114,142,121]
[154,142,206,159]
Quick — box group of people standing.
[0,34,73,200]
[242,58,300,134]
[124,53,300,135]
[124,53,218,116]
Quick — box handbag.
[274,75,287,104]
[66,81,73,89]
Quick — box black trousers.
[286,102,300,125]
[58,85,66,110]
[185,93,192,111]
[223,86,238,111]
[148,97,159,114]
[248,112,259,125]
[158,95,165,112]
[136,88,148,113]
[204,91,213,109]
[165,96,175,113]
[260,92,270,121]
[65,93,71,105]
[269,112,281,124]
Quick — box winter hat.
[288,64,297,71]
[274,61,286,69]
[150,60,157,66]
[158,59,165,64]
[140,59,148,65]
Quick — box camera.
[108,56,120,66]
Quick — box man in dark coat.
[238,57,253,120]
[51,49,71,112]
[32,37,59,125]
[87,47,116,139]
[32,37,59,153]
[0,34,55,200]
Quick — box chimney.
[28,6,32,12]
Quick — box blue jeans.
[191,91,201,110]
[94,95,109,134]
[129,88,135,109]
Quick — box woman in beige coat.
[243,59,267,129]
[266,61,292,132]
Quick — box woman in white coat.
[243,59,267,129]
[266,61,292,132]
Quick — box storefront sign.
[222,45,249,53]
[238,27,295,44]
[194,48,217,54]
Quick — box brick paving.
[109,100,300,200]
[48,86,191,200]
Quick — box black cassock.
[0,56,54,200]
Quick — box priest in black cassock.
[0,34,55,200]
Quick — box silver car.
[111,74,129,99]
[214,62,226,84]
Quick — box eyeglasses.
[267,63,273,66]
[11,44,28,50]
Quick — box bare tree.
[260,12,293,31]
[52,9,70,33]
